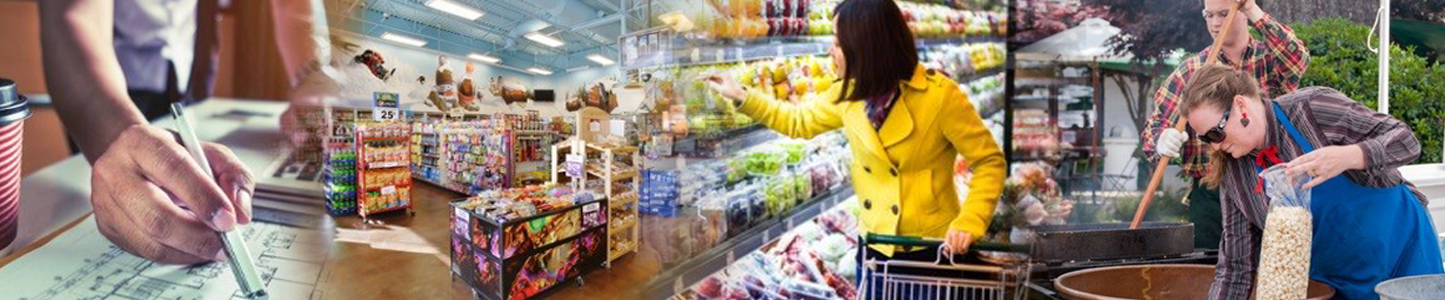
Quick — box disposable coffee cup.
[0,78,32,250]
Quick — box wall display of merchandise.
[641,55,836,159]
[694,0,1005,39]
[410,116,444,185]
[680,200,860,300]
[506,112,561,186]
[406,111,567,195]
[621,0,1006,71]
[967,73,1008,146]
[551,139,643,264]
[355,122,414,217]
[921,42,1006,82]
[417,119,512,194]
[450,184,608,300]
[324,108,362,216]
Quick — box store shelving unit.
[448,121,511,195]
[355,122,413,218]
[411,115,443,185]
[1008,56,1109,201]
[551,140,643,265]
[598,144,641,263]
[1007,58,1103,161]
[404,111,564,195]
[324,107,360,216]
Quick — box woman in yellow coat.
[705,0,1006,289]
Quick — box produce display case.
[676,200,861,300]
[450,185,608,300]
[616,1,1007,298]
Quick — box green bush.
[1294,17,1445,164]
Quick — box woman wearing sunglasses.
[1179,64,1443,300]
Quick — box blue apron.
[1264,102,1443,300]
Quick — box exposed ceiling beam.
[330,6,571,70]
[582,0,621,13]
[573,13,622,31]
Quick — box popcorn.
[1253,165,1315,300]
[1253,207,1313,300]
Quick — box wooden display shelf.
[609,215,638,232]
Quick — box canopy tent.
[1017,18,1182,72]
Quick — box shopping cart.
[859,234,1032,300]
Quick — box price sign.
[565,154,585,178]
[373,92,400,122]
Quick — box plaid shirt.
[1207,87,1428,300]
[1140,13,1310,178]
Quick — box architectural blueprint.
[0,217,327,300]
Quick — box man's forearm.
[270,0,330,90]
[39,0,148,163]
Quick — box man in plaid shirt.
[1140,0,1309,250]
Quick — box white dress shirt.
[114,0,197,93]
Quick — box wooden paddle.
[1131,0,1247,229]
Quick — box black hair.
[832,0,918,103]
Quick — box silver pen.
[171,103,268,299]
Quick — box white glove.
[1156,128,1187,158]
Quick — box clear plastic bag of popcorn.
[1254,165,1314,300]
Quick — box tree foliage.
[1085,0,1209,61]
[1294,17,1445,163]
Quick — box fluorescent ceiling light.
[524,32,566,48]
[426,0,485,20]
[527,67,554,75]
[586,54,616,66]
[380,32,426,47]
[567,66,592,73]
[468,53,500,64]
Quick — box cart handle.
[865,233,1031,254]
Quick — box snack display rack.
[450,185,608,300]
[355,122,414,217]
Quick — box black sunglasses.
[1198,106,1231,144]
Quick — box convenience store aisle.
[316,181,660,300]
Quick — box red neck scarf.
[1254,146,1282,194]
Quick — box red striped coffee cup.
[0,78,31,250]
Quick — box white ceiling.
[325,0,652,71]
